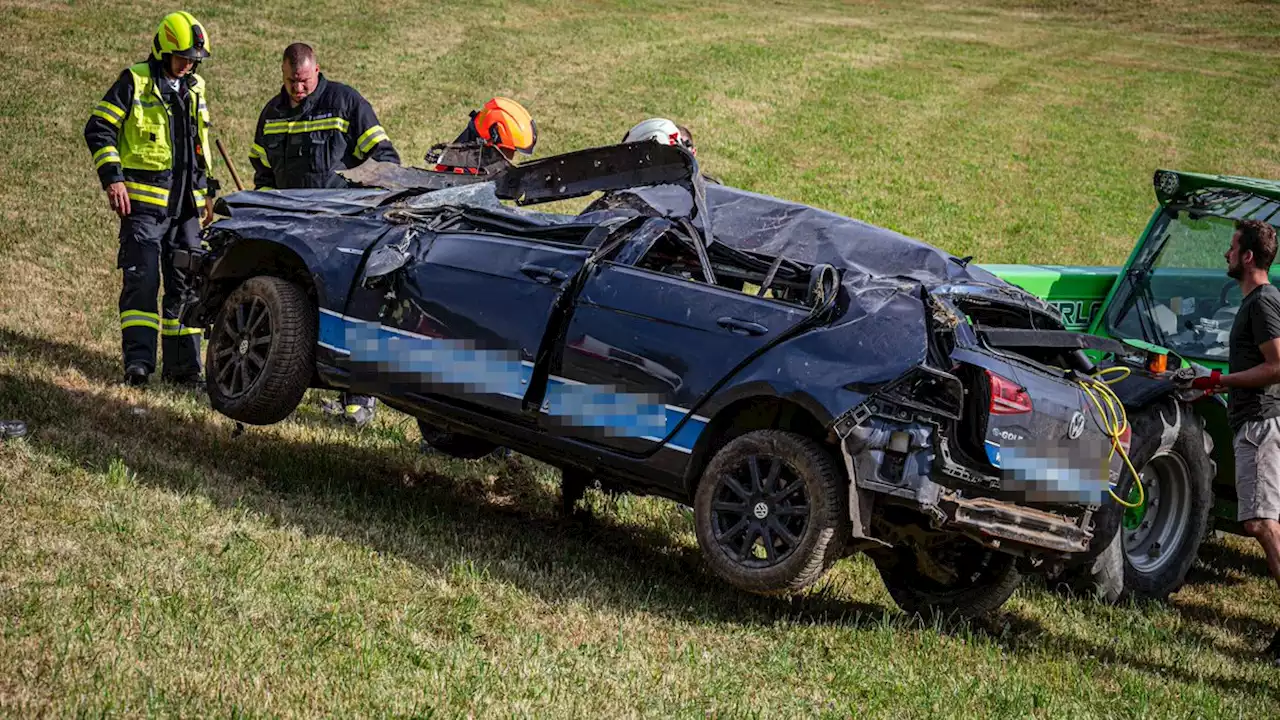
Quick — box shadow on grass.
[970,608,1280,699]
[0,327,120,385]
[4,328,1280,699]
[1184,536,1273,589]
[0,329,890,631]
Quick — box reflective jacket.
[249,75,399,190]
[84,59,211,217]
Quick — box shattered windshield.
[1108,192,1280,360]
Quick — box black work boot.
[0,420,27,440]
[123,362,150,387]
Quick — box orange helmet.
[472,97,537,155]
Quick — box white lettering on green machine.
[1050,300,1102,331]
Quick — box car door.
[544,258,811,455]
[341,230,591,420]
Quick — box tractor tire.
[1063,399,1215,603]
[1118,400,1215,600]
[1058,519,1128,604]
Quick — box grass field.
[2,0,1280,716]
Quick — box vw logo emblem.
[1068,411,1086,440]
[753,502,769,520]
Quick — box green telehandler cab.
[981,169,1280,601]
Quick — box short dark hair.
[1236,219,1278,270]
[282,43,316,68]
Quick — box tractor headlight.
[1154,170,1180,197]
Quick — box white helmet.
[623,117,682,146]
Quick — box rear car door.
[340,231,591,420]
[544,254,810,455]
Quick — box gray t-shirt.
[1228,283,1280,431]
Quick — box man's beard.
[1228,260,1244,280]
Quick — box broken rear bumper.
[832,372,1097,560]
[938,493,1091,554]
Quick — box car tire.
[417,419,500,460]
[693,429,849,596]
[874,543,1021,619]
[206,275,315,425]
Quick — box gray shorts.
[1234,416,1280,522]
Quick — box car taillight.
[987,370,1032,414]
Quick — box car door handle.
[717,317,769,336]
[520,263,569,284]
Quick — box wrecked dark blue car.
[179,142,1142,616]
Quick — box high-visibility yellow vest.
[116,63,210,205]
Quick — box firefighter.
[85,11,216,388]
[621,117,720,184]
[248,42,400,426]
[621,117,692,151]
[425,97,538,175]
[248,43,399,190]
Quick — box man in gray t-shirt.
[1193,218,1280,663]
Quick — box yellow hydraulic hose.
[1076,365,1144,508]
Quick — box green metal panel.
[980,264,1119,330]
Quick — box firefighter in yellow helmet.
[84,11,217,388]
[426,97,538,175]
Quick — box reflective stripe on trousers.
[161,318,202,336]
[117,213,203,376]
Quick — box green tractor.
[981,169,1280,601]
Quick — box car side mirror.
[807,263,839,308]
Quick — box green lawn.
[2,0,1280,716]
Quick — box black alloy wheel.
[206,275,315,426]
[694,430,848,596]
[213,295,273,399]
[710,453,811,568]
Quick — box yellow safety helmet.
[472,97,537,155]
[151,11,211,61]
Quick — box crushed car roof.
[580,182,1011,290]
[216,141,1058,320]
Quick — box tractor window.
[1108,197,1280,360]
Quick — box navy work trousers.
[117,211,203,378]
